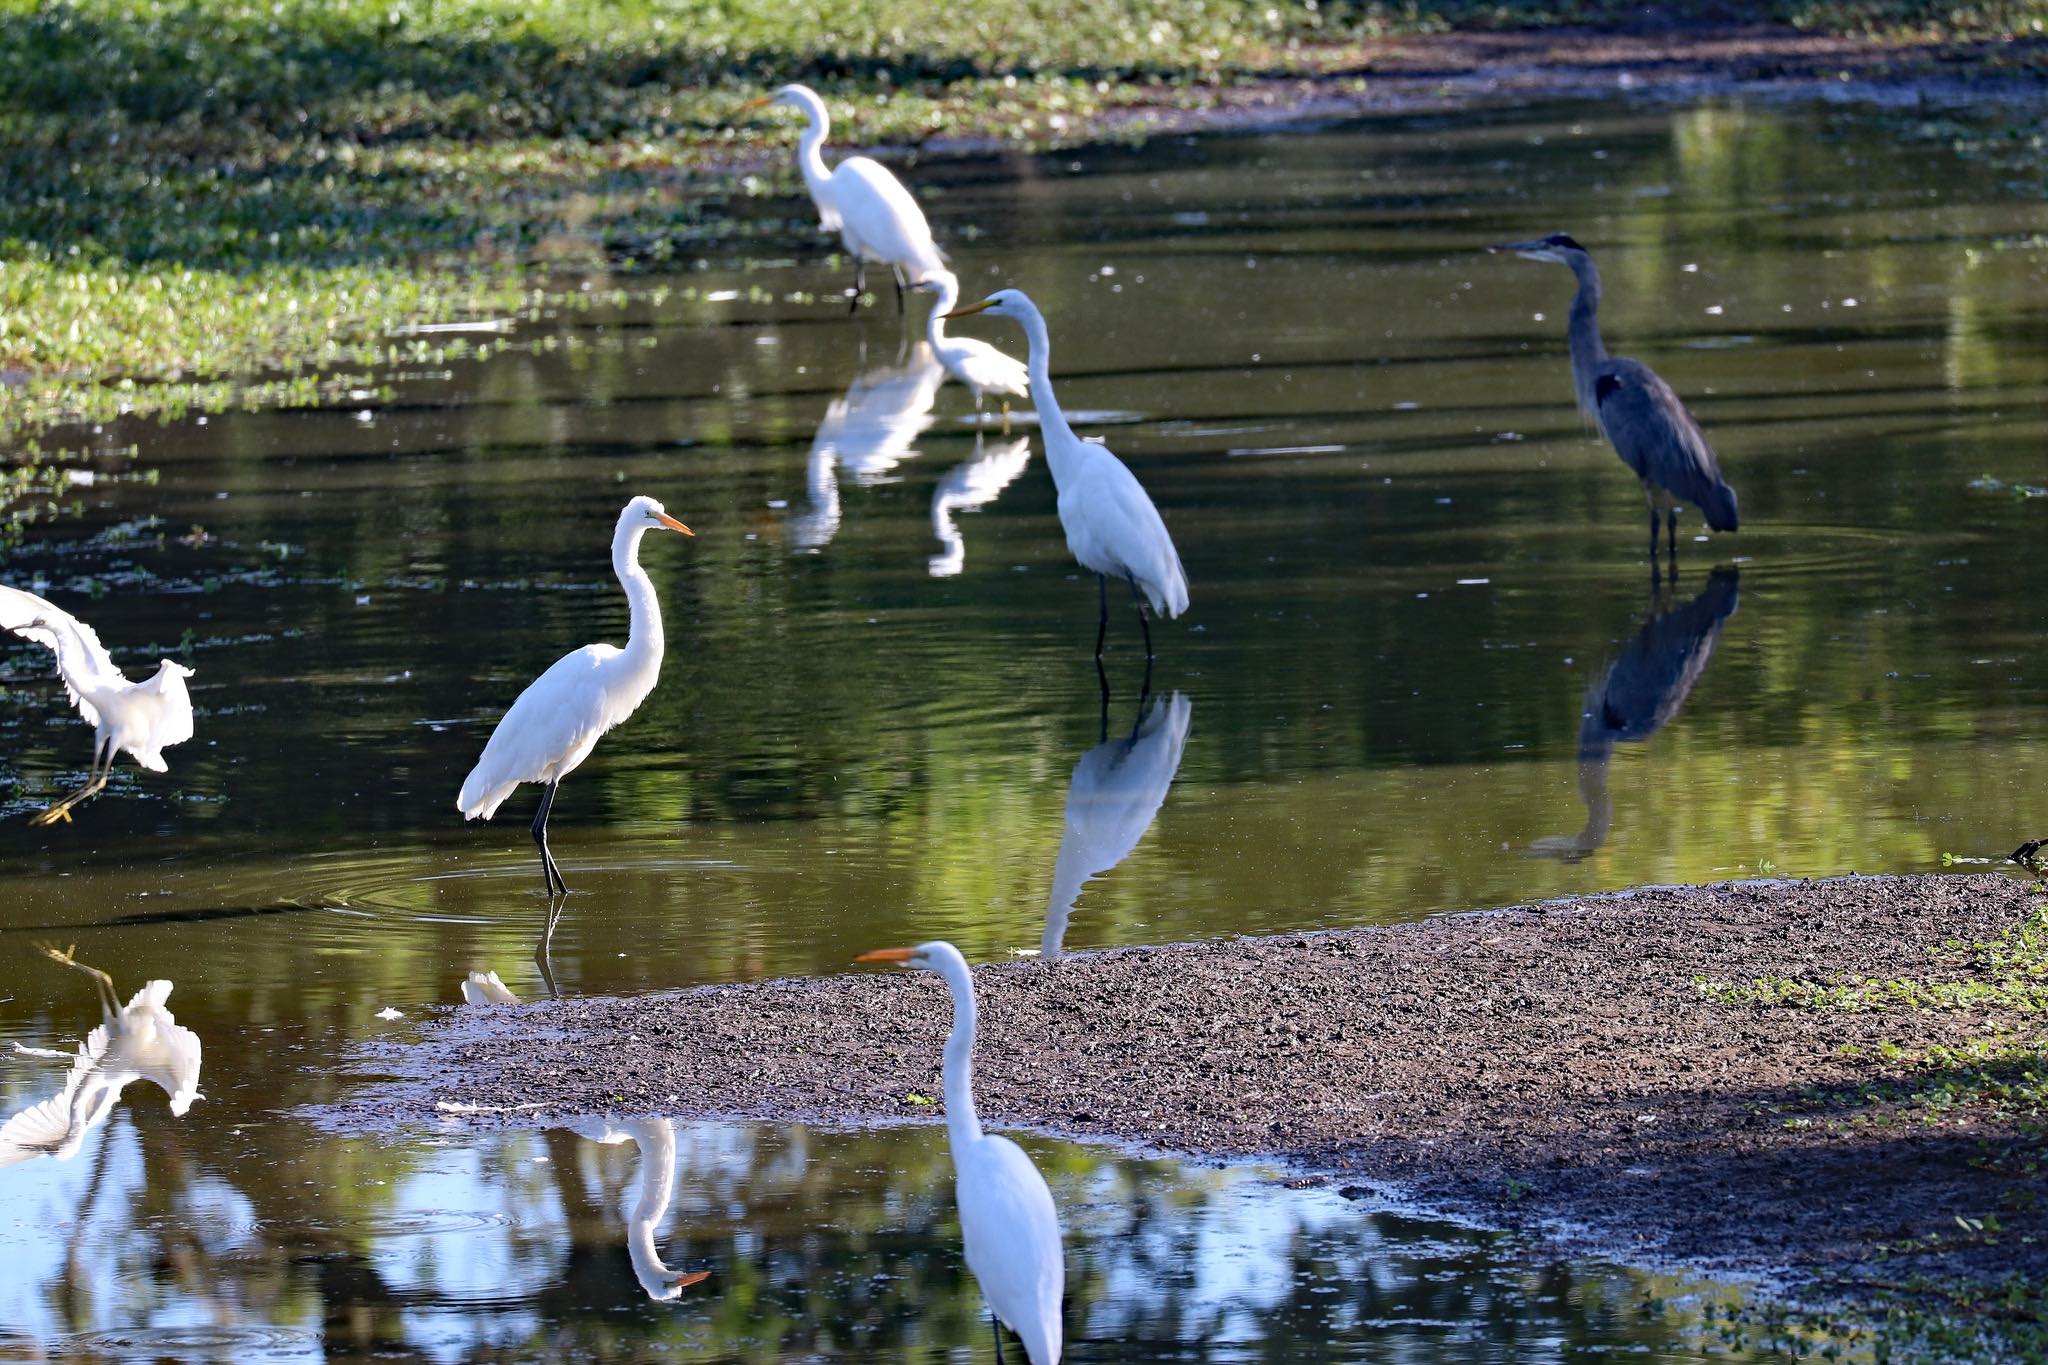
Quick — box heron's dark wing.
[1593,359,1732,512]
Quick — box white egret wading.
[456,496,693,896]
[944,289,1188,659]
[741,83,945,313]
[915,270,1029,427]
[1491,234,1740,557]
[856,941,1062,1364]
[0,585,195,826]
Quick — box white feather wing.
[1057,449,1189,618]
[958,1133,1063,1363]
[458,644,626,817]
[0,585,119,726]
[831,157,944,278]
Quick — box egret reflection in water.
[1529,569,1741,862]
[789,342,946,552]
[1043,691,1194,959]
[929,433,1033,578]
[558,1116,711,1302]
[1,948,202,1166]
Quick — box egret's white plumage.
[1,948,202,1167]
[461,970,520,1006]
[856,941,1062,1363]
[916,271,1029,420]
[747,84,945,308]
[823,343,947,488]
[456,496,693,895]
[945,289,1187,654]
[929,434,1033,578]
[1043,691,1192,959]
[1,584,195,824]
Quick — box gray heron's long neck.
[612,522,665,670]
[796,101,833,200]
[1017,308,1082,488]
[1566,256,1607,418]
[936,955,984,1148]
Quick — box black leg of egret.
[1137,651,1155,713]
[535,893,566,999]
[1098,680,1111,744]
[531,779,567,896]
[1127,574,1155,661]
[850,261,865,315]
[1094,574,1109,659]
[1667,507,1679,558]
[1647,501,1660,560]
[892,267,906,315]
[991,1314,1007,1363]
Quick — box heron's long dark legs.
[1126,573,1155,661]
[535,893,567,999]
[892,265,906,315]
[1666,507,1679,560]
[1094,573,1109,659]
[1646,493,1661,560]
[849,261,866,315]
[991,1314,1007,1363]
[530,779,567,897]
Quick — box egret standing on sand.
[1,585,195,826]
[856,941,1062,1364]
[741,83,945,314]
[1491,234,1739,556]
[916,270,1029,427]
[945,289,1188,659]
[457,497,693,896]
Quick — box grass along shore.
[3,0,2047,461]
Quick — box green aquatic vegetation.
[1695,903,2048,1013]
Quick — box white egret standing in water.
[915,270,1028,427]
[1042,692,1193,959]
[1,945,202,1166]
[946,290,1187,659]
[929,434,1033,578]
[1490,234,1740,556]
[856,941,1062,1364]
[740,83,945,313]
[457,497,693,896]
[0,585,195,825]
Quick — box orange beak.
[855,947,916,964]
[674,1270,711,1290]
[656,511,694,535]
[736,95,775,114]
[941,298,996,320]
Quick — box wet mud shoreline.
[334,872,2048,1295]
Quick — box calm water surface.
[3,94,2045,1356]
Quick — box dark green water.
[3,94,2044,1357]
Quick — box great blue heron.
[1492,234,1740,557]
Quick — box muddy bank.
[334,873,2048,1291]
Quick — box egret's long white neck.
[1013,303,1082,489]
[612,517,665,669]
[1565,254,1607,420]
[924,275,959,352]
[625,1120,683,1296]
[934,952,984,1147]
[791,91,833,199]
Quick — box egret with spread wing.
[0,585,194,825]
[1,945,202,1167]
[741,84,945,314]
[916,270,1029,427]
[856,941,1063,1363]
[1491,234,1740,556]
[945,289,1187,660]
[457,497,693,896]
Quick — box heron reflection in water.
[790,342,946,553]
[1529,568,1740,862]
[1042,691,1193,959]
[1,946,202,1166]
[929,433,1033,578]
[459,971,710,1300]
